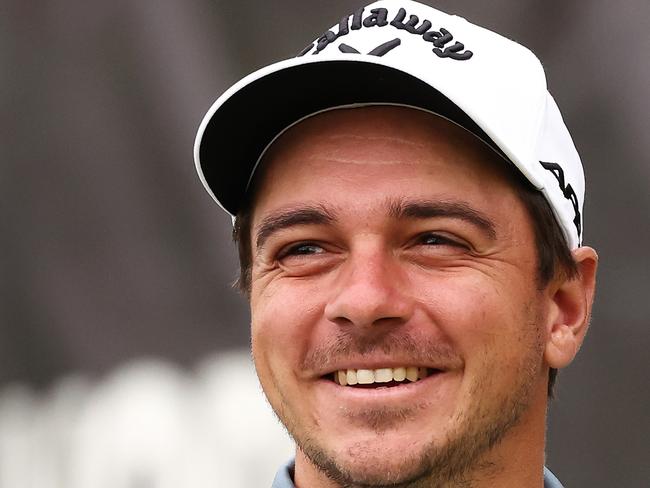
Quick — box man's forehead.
[246,106,525,239]
[254,105,505,186]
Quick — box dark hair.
[232,162,578,398]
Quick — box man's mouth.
[328,367,439,388]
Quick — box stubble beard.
[264,310,545,488]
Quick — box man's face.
[248,107,551,486]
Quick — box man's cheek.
[251,293,315,384]
[417,279,494,333]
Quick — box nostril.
[327,316,355,327]
[327,315,405,329]
[372,316,407,327]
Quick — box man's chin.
[301,438,433,488]
[339,453,430,487]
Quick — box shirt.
[271,459,565,488]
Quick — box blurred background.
[1,1,648,486]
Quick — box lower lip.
[316,370,451,403]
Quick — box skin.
[248,106,597,488]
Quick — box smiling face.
[248,106,553,487]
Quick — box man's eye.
[279,242,324,258]
[417,233,465,248]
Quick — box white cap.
[194,0,584,248]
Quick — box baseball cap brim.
[194,56,511,216]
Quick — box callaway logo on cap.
[194,0,585,249]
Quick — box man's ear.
[544,246,598,369]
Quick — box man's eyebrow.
[255,205,337,250]
[388,199,497,239]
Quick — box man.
[194,1,597,487]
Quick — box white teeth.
[333,366,432,386]
[374,368,392,383]
[347,369,358,385]
[337,370,347,386]
[406,366,419,382]
[393,367,406,381]
[357,369,375,384]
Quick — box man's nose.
[324,246,413,329]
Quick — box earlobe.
[544,246,598,369]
